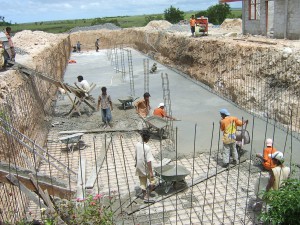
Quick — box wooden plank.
[6,174,47,208]
[29,173,55,214]
[76,158,86,200]
[59,128,139,135]
[85,139,111,189]
[0,170,74,199]
[43,190,67,225]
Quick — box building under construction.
[0,17,299,225]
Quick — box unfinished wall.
[272,0,300,39]
[243,0,267,36]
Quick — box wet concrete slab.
[63,49,300,164]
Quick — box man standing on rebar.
[219,109,248,168]
[135,92,151,118]
[4,27,15,62]
[95,38,99,52]
[190,15,196,37]
[135,129,157,203]
[97,86,113,128]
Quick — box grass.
[0,9,242,34]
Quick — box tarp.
[0,32,8,42]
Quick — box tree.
[198,3,231,25]
[164,5,184,24]
[195,10,208,18]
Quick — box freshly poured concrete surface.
[64,49,300,163]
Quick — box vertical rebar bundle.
[161,73,174,143]
[143,59,149,93]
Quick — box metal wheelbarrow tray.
[118,96,137,110]
[144,116,168,138]
[59,133,85,152]
[154,164,190,193]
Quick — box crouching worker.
[135,129,157,203]
[256,138,277,171]
[150,63,157,73]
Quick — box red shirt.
[153,107,166,118]
[263,147,277,170]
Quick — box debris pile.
[144,20,172,30]
[220,18,242,29]
[69,23,122,33]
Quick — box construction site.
[0,13,300,225]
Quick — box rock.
[224,32,238,37]
[282,47,292,59]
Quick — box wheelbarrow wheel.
[78,140,86,150]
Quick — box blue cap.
[220,108,230,116]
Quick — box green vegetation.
[0,7,241,34]
[260,178,300,225]
[195,3,232,25]
[164,5,185,24]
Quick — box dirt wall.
[0,31,71,166]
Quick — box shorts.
[191,26,195,33]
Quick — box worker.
[135,129,157,203]
[74,75,90,94]
[97,86,113,128]
[153,103,176,120]
[135,92,151,118]
[4,27,15,62]
[219,108,248,168]
[189,15,196,37]
[256,138,278,171]
[95,38,99,52]
[150,63,157,73]
[76,41,81,52]
[0,41,4,71]
[266,151,290,191]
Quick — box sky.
[0,0,242,24]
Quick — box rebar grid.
[143,59,149,93]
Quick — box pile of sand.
[220,18,242,29]
[13,30,68,55]
[144,20,172,31]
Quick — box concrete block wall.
[243,0,267,35]
[286,0,300,40]
[271,0,300,40]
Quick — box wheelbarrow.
[58,132,85,152]
[118,96,138,110]
[154,164,190,193]
[143,116,168,139]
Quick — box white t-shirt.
[135,142,154,177]
[272,166,290,190]
[78,80,90,92]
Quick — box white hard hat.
[159,103,164,107]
